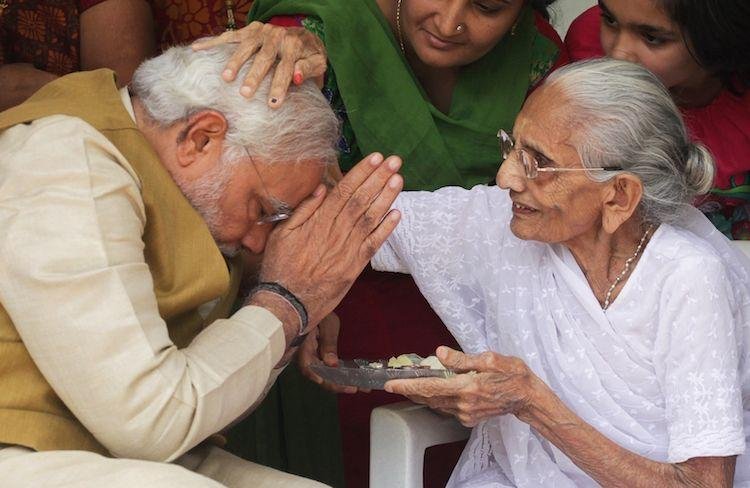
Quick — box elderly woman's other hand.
[298,313,367,394]
[384,346,539,427]
[192,21,327,108]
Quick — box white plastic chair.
[369,401,469,488]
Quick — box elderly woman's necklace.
[603,224,655,310]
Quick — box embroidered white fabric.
[372,185,750,487]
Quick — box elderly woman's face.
[496,87,609,244]
[399,0,524,68]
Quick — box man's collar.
[119,86,137,123]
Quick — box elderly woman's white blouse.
[372,185,750,487]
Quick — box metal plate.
[309,359,454,390]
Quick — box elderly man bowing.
[0,43,402,487]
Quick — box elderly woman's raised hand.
[259,153,402,331]
[385,346,538,427]
[192,21,327,107]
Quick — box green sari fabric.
[249,0,560,190]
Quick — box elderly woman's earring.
[396,0,406,54]
[511,22,518,37]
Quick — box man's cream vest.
[0,70,242,454]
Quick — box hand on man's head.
[192,21,327,108]
[258,152,403,329]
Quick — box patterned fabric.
[565,6,750,240]
[373,185,750,486]
[0,0,105,75]
[150,0,253,50]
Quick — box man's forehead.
[256,159,326,180]
[262,161,326,200]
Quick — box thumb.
[319,313,341,366]
[293,55,327,86]
[436,346,478,373]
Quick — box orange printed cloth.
[0,0,106,75]
[150,0,253,51]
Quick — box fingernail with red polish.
[293,72,303,85]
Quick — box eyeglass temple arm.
[537,166,623,172]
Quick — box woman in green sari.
[196,1,567,486]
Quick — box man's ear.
[601,174,643,234]
[175,110,228,170]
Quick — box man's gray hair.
[129,43,340,166]
[543,58,715,225]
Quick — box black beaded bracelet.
[252,282,309,341]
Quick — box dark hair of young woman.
[660,0,750,93]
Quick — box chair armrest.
[370,401,470,488]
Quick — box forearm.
[80,0,155,86]
[370,239,410,274]
[518,377,735,487]
[0,64,58,111]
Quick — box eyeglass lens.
[499,130,538,179]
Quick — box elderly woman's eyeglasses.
[498,130,622,179]
[244,147,294,225]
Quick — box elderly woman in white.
[377,59,750,487]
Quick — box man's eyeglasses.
[498,129,622,179]
[244,147,294,225]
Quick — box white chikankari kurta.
[372,185,750,487]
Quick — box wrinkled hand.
[384,346,537,427]
[298,313,364,394]
[260,153,402,328]
[192,21,327,107]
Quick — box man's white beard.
[172,161,240,257]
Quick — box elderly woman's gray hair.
[129,43,340,167]
[543,58,715,225]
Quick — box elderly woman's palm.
[386,347,537,428]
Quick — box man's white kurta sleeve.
[0,116,285,462]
